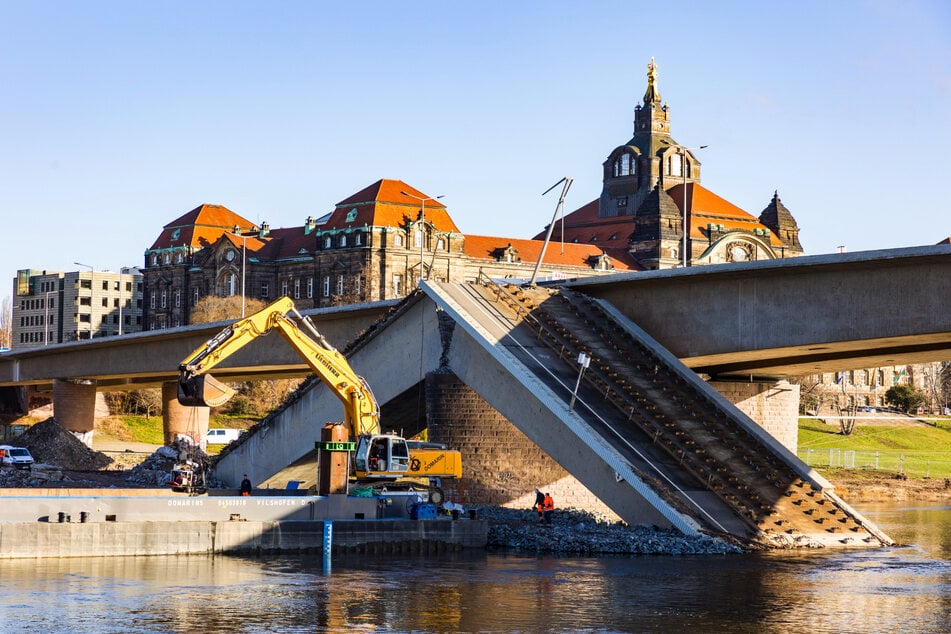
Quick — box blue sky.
[2,1,948,289]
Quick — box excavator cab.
[177,373,236,408]
[354,435,410,478]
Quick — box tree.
[834,403,857,436]
[884,384,928,414]
[793,375,826,416]
[920,362,951,414]
[105,389,163,419]
[189,295,267,325]
[0,295,11,349]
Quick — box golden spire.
[643,57,661,104]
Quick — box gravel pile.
[479,506,744,555]
[13,418,113,470]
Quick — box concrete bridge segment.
[0,300,396,446]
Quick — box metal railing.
[799,448,951,478]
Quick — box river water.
[0,501,948,633]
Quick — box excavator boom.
[177,297,380,436]
[176,296,462,489]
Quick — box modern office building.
[11,267,144,348]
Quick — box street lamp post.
[74,262,95,339]
[670,145,707,267]
[231,227,250,317]
[400,191,444,285]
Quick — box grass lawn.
[96,414,257,448]
[798,418,951,479]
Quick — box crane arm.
[177,297,381,437]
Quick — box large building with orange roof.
[535,59,803,269]
[142,180,636,329]
[141,59,802,329]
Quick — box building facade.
[11,268,144,348]
[142,181,636,329]
[803,364,949,415]
[535,59,804,269]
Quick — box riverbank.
[478,506,744,555]
[826,469,951,503]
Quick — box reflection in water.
[0,503,948,632]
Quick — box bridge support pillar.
[708,379,800,453]
[52,379,98,447]
[162,382,209,448]
[425,371,619,519]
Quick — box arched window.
[394,234,404,247]
[667,154,683,177]
[613,153,635,177]
[339,235,347,248]
[324,236,332,249]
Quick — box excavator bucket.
[177,374,236,408]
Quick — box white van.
[0,445,34,469]
[205,428,242,445]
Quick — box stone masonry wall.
[709,379,800,453]
[425,372,618,520]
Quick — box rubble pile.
[479,506,744,556]
[125,445,180,486]
[14,418,113,471]
[126,440,223,488]
[0,463,64,487]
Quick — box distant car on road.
[205,428,242,445]
[0,445,34,469]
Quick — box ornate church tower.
[599,59,702,219]
[545,58,803,271]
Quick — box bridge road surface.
[434,281,753,539]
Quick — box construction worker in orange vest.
[534,489,545,522]
[542,492,554,525]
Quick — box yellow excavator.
[176,297,462,494]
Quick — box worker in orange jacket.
[542,492,554,525]
[533,489,545,522]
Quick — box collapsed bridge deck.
[429,280,890,548]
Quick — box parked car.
[0,445,34,469]
[205,428,242,445]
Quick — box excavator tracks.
[471,280,887,548]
